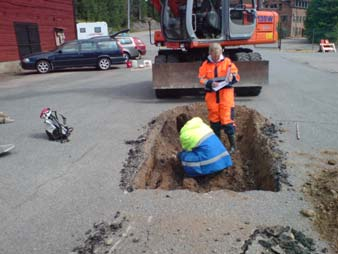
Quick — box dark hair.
[176,113,191,133]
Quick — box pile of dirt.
[302,151,338,252]
[241,226,319,254]
[121,103,288,193]
[72,212,128,254]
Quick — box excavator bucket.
[152,61,269,98]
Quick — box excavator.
[150,0,279,98]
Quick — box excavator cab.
[161,0,257,42]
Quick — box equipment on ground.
[319,39,336,53]
[0,144,15,155]
[40,108,73,143]
[150,0,278,97]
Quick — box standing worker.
[198,43,240,153]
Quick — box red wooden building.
[0,0,76,63]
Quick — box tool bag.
[40,108,73,143]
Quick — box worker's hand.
[230,73,238,85]
[204,80,213,92]
[212,81,219,88]
[229,73,234,82]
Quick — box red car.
[116,36,147,58]
[132,37,147,56]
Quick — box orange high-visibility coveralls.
[199,57,240,126]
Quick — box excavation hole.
[121,103,287,193]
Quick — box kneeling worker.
[176,113,232,177]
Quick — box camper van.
[76,22,108,40]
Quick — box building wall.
[278,2,292,37]
[290,7,307,37]
[0,0,76,62]
[262,0,310,38]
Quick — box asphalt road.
[1,33,338,254]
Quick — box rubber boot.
[210,122,221,139]
[227,134,236,154]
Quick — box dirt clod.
[300,209,316,218]
[72,212,127,254]
[121,103,288,193]
[302,151,338,252]
[327,159,336,165]
[241,226,317,254]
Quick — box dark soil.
[121,103,288,193]
[72,212,128,254]
[73,220,321,254]
[241,226,319,254]
[302,150,338,252]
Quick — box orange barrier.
[320,39,336,53]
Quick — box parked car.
[116,36,147,59]
[89,36,139,61]
[21,38,126,74]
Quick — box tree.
[75,0,159,31]
[304,0,338,43]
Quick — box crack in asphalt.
[11,143,98,210]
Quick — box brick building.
[262,0,310,38]
[0,0,76,71]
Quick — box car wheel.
[123,52,130,62]
[136,51,142,60]
[98,57,111,70]
[36,60,51,74]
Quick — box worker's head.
[209,43,223,62]
[176,113,192,133]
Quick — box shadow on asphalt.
[29,132,49,140]
[17,66,122,76]
[0,80,254,105]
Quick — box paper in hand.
[212,80,230,91]
[212,64,233,91]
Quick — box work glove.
[230,74,238,85]
[204,80,213,92]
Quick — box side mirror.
[58,50,62,53]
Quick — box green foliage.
[304,0,338,43]
[75,0,158,31]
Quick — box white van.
[76,22,108,40]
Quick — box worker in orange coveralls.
[198,43,240,153]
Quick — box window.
[80,42,96,51]
[80,28,86,33]
[97,41,118,50]
[279,3,282,10]
[94,27,101,33]
[282,16,287,22]
[295,1,308,8]
[61,42,79,53]
[118,38,133,45]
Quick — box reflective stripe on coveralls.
[181,150,230,167]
